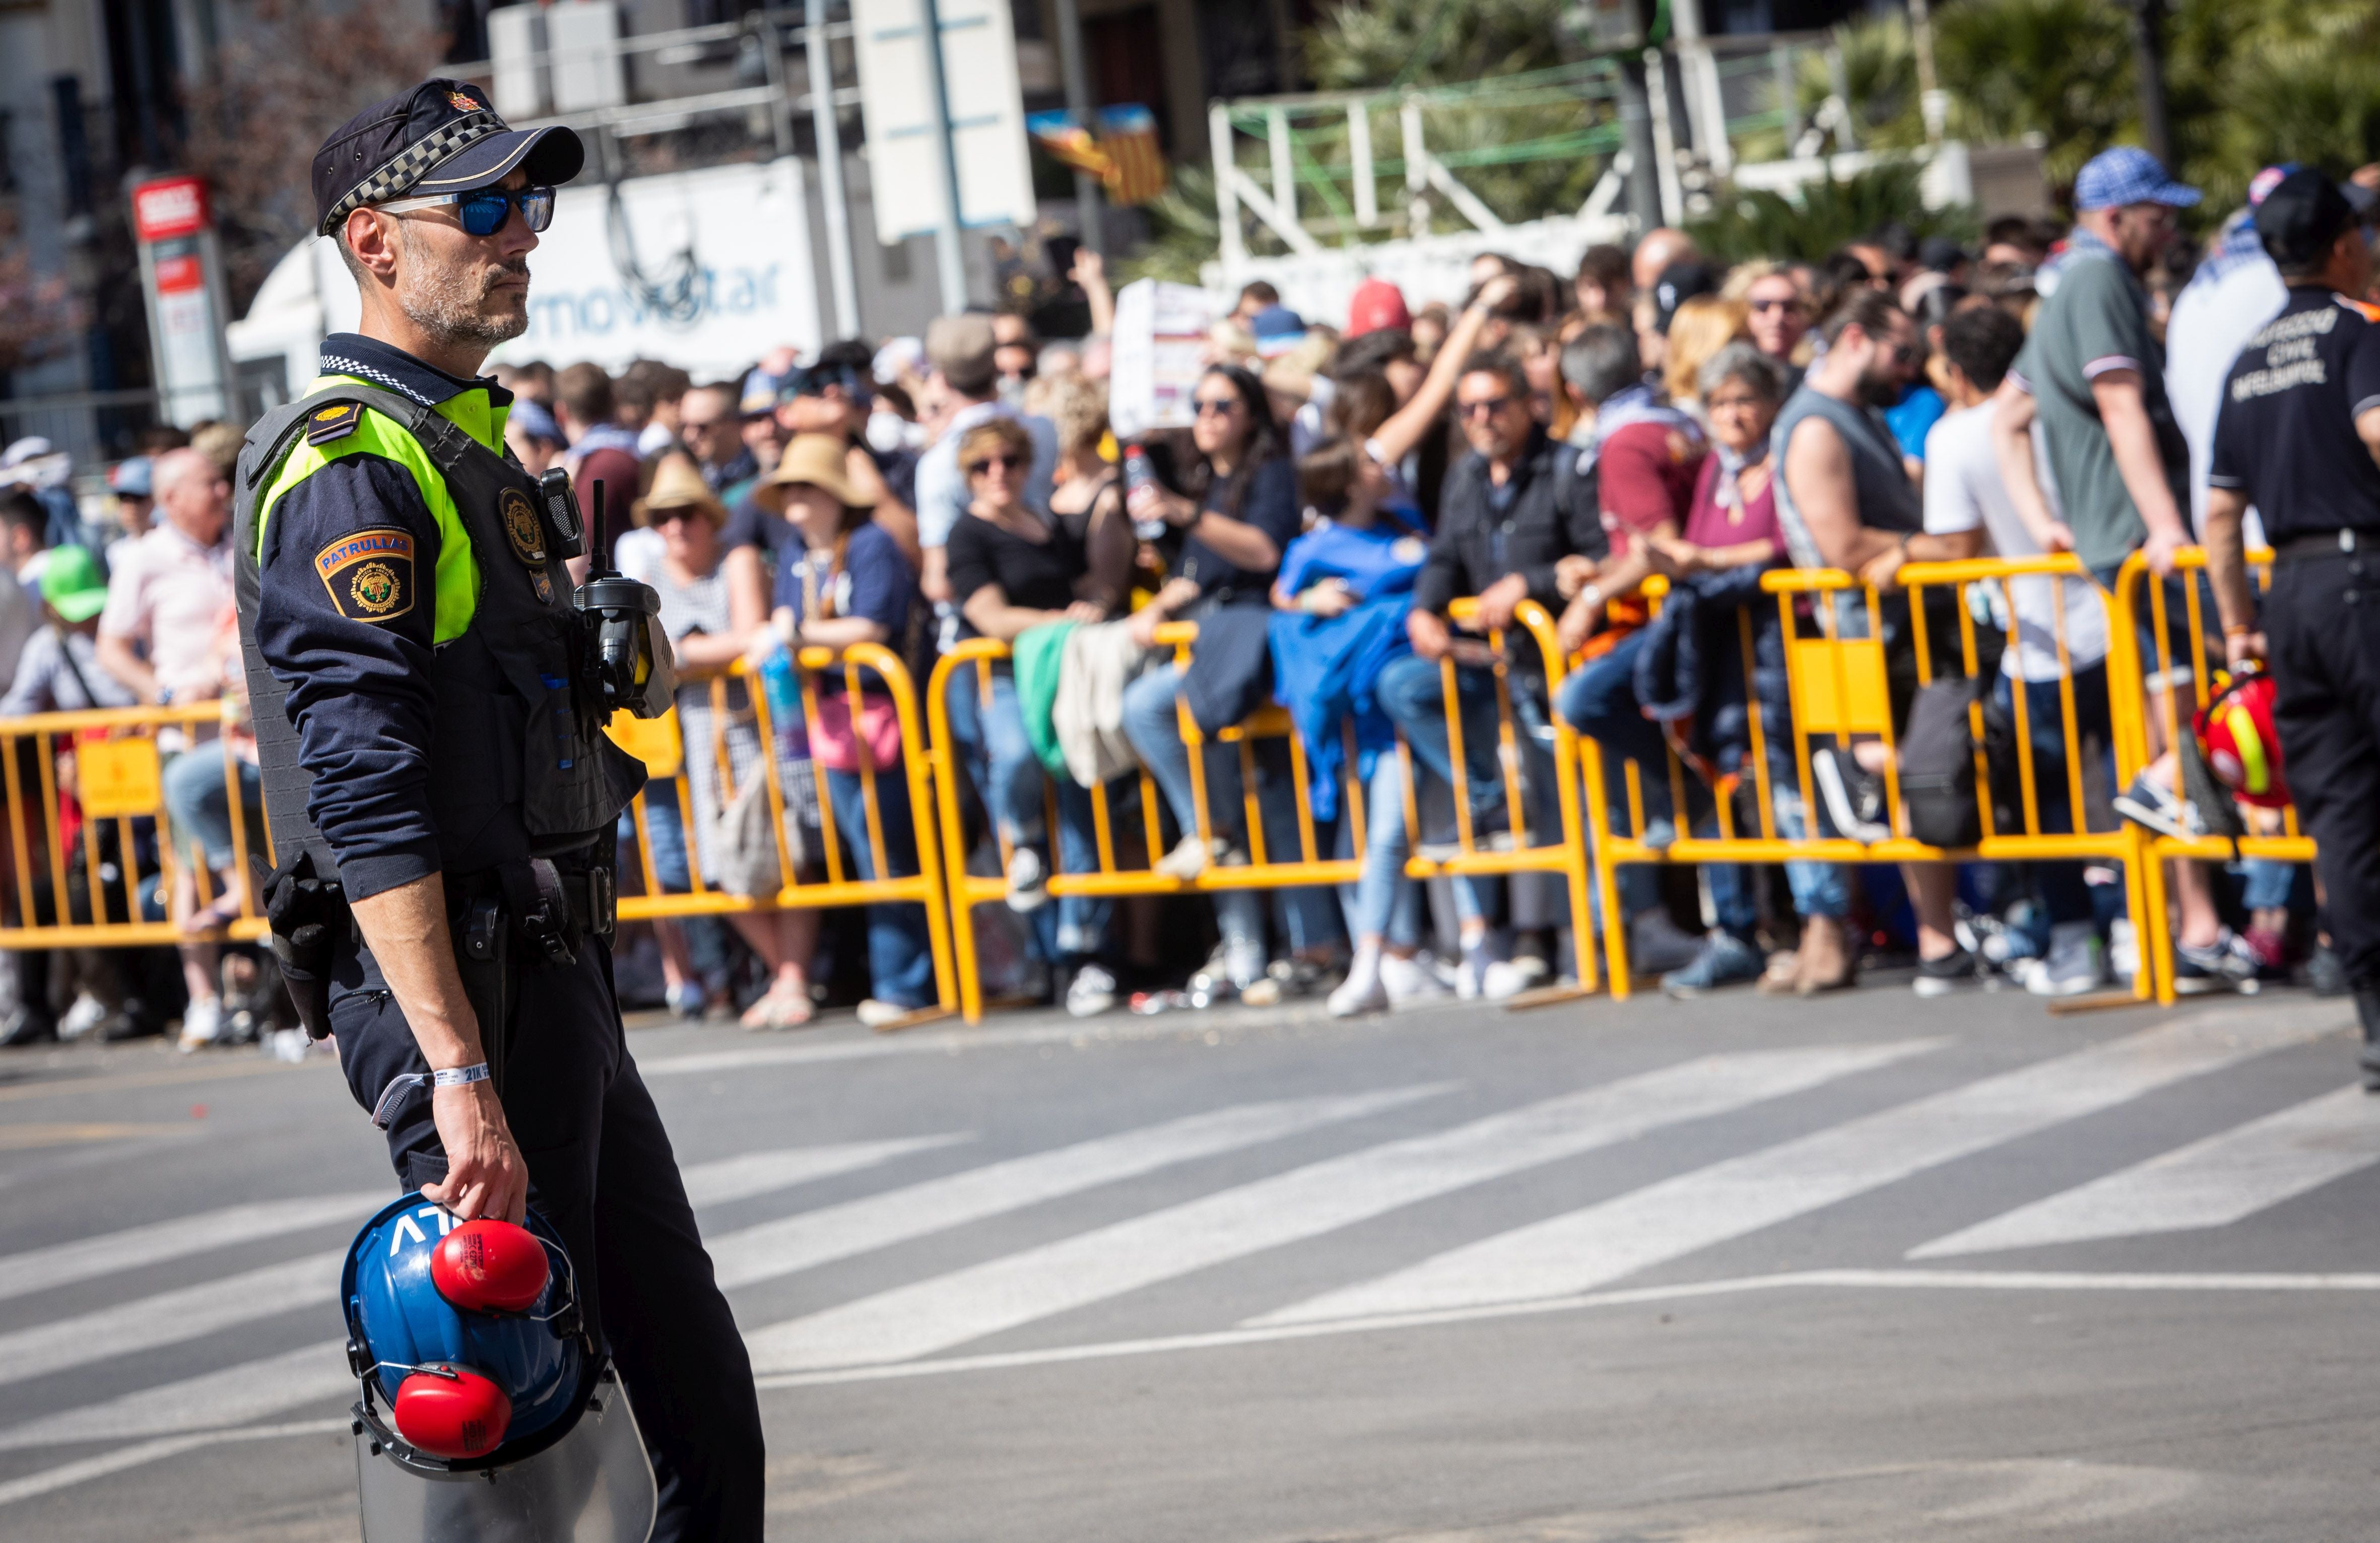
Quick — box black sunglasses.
[1192,398,1242,417]
[967,453,1024,474]
[1458,396,1514,419]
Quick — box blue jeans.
[1334,754,1422,948]
[945,670,1111,963]
[1375,651,1568,931]
[1694,754,1850,922]
[2241,857,2298,912]
[1555,631,1675,921]
[162,747,263,869]
[824,767,936,1009]
[1119,662,1338,957]
[1993,664,2117,927]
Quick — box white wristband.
[432,1063,491,1089]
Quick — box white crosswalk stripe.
[1252,1009,2336,1328]
[708,1086,1449,1291]
[0,1193,384,1308]
[1909,1085,2380,1258]
[741,1043,1933,1373]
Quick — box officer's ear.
[342,210,402,289]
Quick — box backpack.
[1898,675,2019,848]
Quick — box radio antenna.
[588,480,613,578]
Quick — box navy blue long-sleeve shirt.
[252,334,513,900]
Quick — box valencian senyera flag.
[1026,103,1169,206]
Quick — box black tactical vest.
[233,384,644,887]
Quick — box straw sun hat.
[633,452,726,527]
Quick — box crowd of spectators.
[0,144,2346,1042]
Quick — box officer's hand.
[422,1081,528,1224]
[2226,630,2268,671]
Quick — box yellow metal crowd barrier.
[2106,546,2306,1004]
[0,700,266,949]
[1582,555,2155,1000]
[929,598,1593,1024]
[0,555,2316,1021]
[0,649,961,1025]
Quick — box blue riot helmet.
[343,1192,596,1471]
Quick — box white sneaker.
[1482,955,1550,1000]
[58,992,107,1041]
[2109,917,2139,983]
[1455,935,1492,999]
[1155,835,1215,881]
[1328,946,1387,1018]
[2028,920,2109,997]
[1378,950,1450,1004]
[1005,847,1050,913]
[856,998,917,1030]
[1065,964,1117,1018]
[177,995,225,1052]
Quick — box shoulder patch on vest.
[315,528,416,624]
[304,401,363,446]
[500,487,547,566]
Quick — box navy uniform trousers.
[2268,549,2380,999]
[329,929,765,1542]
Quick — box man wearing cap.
[2202,167,2380,1082]
[236,81,762,1537]
[1992,145,2259,993]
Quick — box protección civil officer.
[232,80,763,1536]
[2202,166,2380,1089]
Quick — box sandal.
[741,980,815,1032]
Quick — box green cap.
[40,545,108,624]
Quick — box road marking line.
[0,1192,386,1307]
[640,1004,1346,1077]
[1254,1007,2345,1328]
[0,1419,348,1508]
[0,1123,182,1150]
[0,1339,351,1454]
[748,1267,2380,1389]
[742,1042,1935,1373]
[1909,1085,2380,1258]
[678,1134,969,1209]
[709,1085,1453,1292]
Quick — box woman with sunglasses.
[624,453,821,1029]
[942,419,1116,1003]
[1120,364,1338,999]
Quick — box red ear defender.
[392,1366,512,1458]
[430,1219,551,1314]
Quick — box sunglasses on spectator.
[1192,397,1241,417]
[966,454,1024,475]
[1458,396,1514,419]
[377,184,555,237]
[1748,297,1799,313]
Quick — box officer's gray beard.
[395,224,532,350]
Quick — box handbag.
[810,691,904,775]
[706,769,784,897]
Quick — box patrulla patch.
[316,528,416,623]
[304,401,363,446]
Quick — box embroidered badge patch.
[305,402,363,446]
[501,488,547,566]
[316,528,416,623]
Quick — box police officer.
[2202,167,2380,1088]
[235,82,762,1536]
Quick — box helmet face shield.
[355,1362,657,1543]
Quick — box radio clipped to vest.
[571,482,674,721]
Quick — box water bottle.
[758,640,807,756]
[1123,445,1167,542]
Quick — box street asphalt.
[0,974,2373,1541]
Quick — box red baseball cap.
[1345,278,1411,338]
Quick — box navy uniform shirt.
[2209,287,2380,543]
[252,333,514,900]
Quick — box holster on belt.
[257,853,348,1041]
[453,885,511,1099]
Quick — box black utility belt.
[452,857,616,969]
[2272,529,2380,563]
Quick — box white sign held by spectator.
[1107,280,1218,440]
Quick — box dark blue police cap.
[313,79,583,238]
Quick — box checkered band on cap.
[318,110,503,235]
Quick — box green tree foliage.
[1684,163,1975,264]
